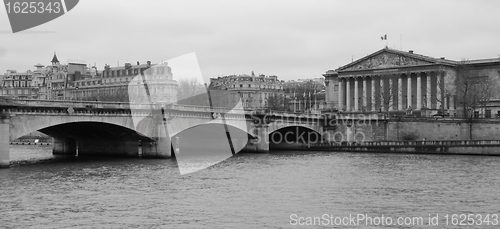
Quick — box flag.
[381,34,387,40]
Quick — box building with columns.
[324,48,500,117]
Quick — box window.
[334,85,339,91]
[240,84,243,88]
[486,110,491,118]
[248,84,251,88]
[117,71,120,77]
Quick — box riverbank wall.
[325,118,500,142]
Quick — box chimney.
[409,50,414,54]
[440,57,445,60]
[147,61,151,66]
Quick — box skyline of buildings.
[0,52,326,113]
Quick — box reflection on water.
[1,145,500,228]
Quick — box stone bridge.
[0,99,324,168]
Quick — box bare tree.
[85,87,129,102]
[177,78,206,101]
[432,70,458,117]
[454,60,495,139]
[379,76,399,115]
[477,76,497,118]
[266,93,287,111]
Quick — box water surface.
[1,145,500,228]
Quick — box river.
[1,145,500,228]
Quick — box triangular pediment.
[338,48,439,71]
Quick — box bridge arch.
[268,125,323,150]
[171,122,253,156]
[38,121,153,142]
[9,115,156,141]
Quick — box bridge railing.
[168,104,247,114]
[3,98,249,113]
[8,98,132,109]
[3,98,325,119]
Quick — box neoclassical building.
[324,48,500,117]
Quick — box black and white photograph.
[1,0,500,228]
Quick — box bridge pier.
[77,139,139,157]
[53,137,77,156]
[0,123,10,168]
[255,125,269,153]
[142,124,171,158]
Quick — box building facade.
[324,48,500,117]
[0,69,37,98]
[67,61,178,104]
[209,73,285,109]
[1,53,178,104]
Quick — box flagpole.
[386,33,388,47]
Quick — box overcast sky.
[1,0,500,82]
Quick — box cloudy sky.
[1,0,499,82]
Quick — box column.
[407,73,412,109]
[449,95,455,116]
[436,72,442,110]
[354,77,359,111]
[0,123,10,168]
[346,78,351,111]
[371,76,376,111]
[362,77,367,111]
[426,72,432,109]
[338,78,344,111]
[380,77,385,111]
[398,75,403,111]
[389,77,394,111]
[416,73,422,110]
